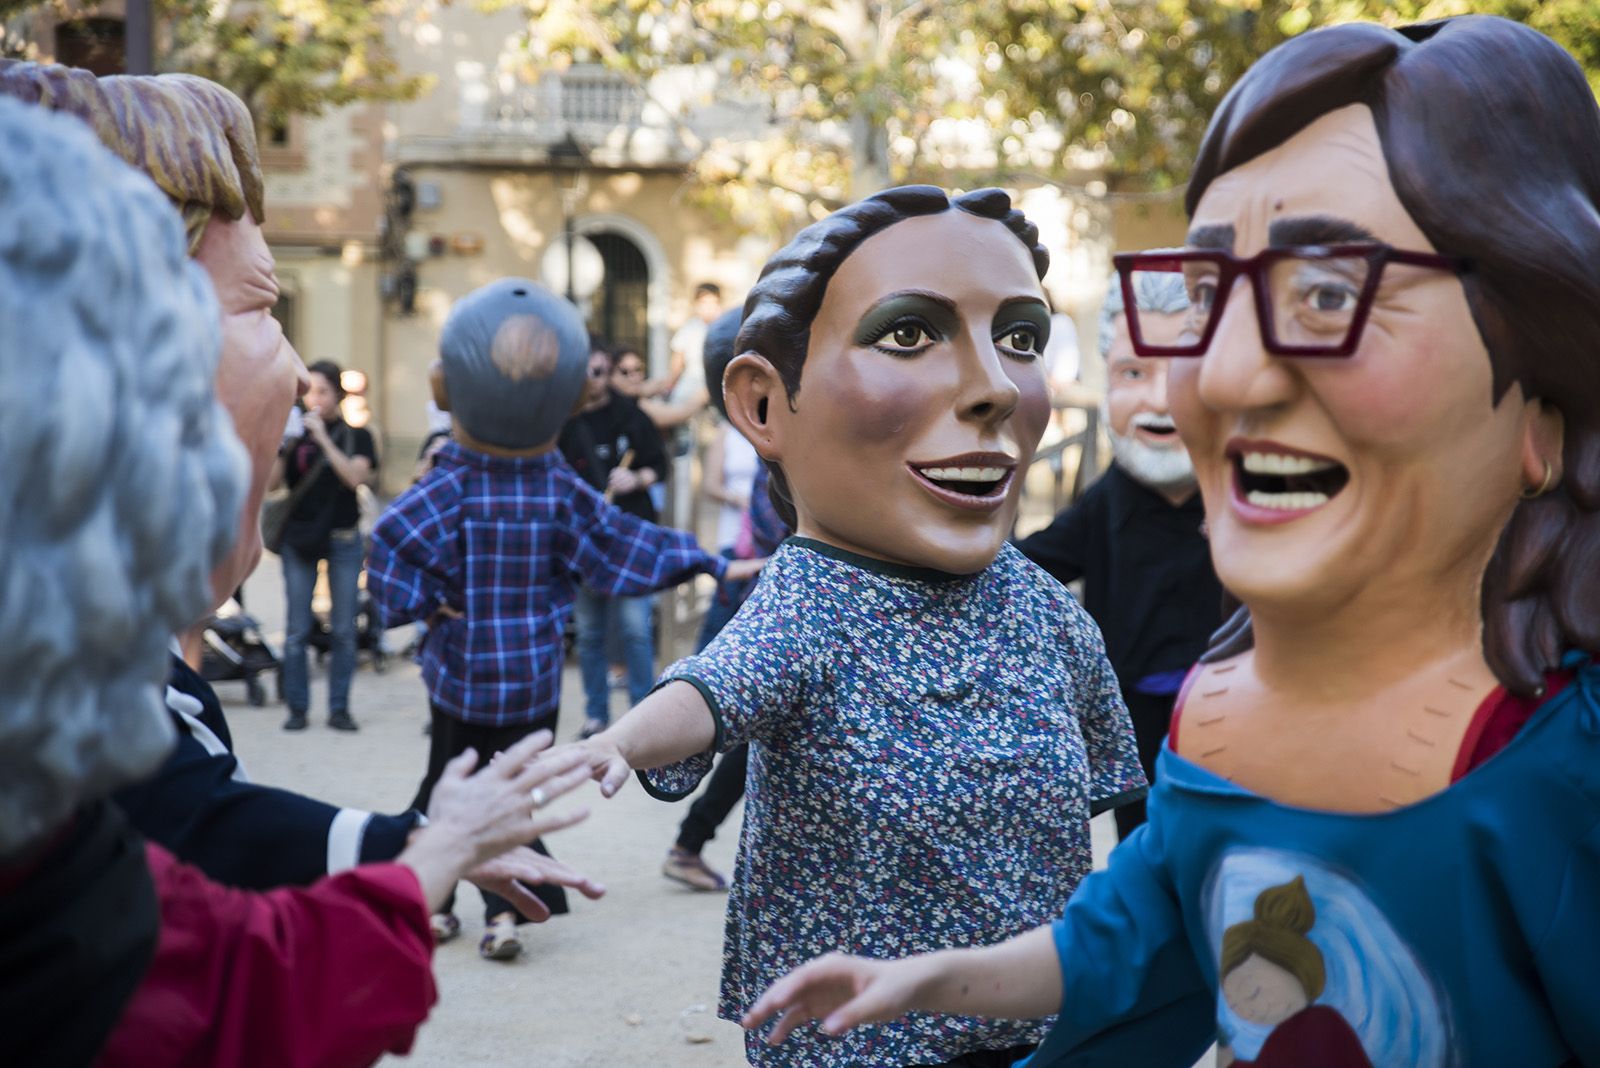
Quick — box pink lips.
[907,452,1017,515]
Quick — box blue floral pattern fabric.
[642,537,1146,1067]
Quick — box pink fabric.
[98,843,437,1068]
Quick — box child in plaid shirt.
[369,278,761,960]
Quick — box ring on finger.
[530,786,548,810]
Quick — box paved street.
[228,552,1128,1068]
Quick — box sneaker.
[282,710,308,732]
[478,915,522,961]
[662,847,728,892]
[578,718,607,741]
[328,711,359,732]
[430,913,461,945]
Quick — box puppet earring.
[1521,459,1555,500]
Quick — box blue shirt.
[1026,652,1600,1068]
[368,442,725,727]
[644,538,1146,1067]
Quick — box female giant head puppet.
[724,185,1054,575]
[1112,15,1600,809]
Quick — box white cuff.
[326,808,373,873]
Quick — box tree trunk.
[849,109,891,198]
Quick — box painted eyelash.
[869,314,941,354]
[994,321,1045,357]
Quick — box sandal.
[430,913,461,945]
[478,915,523,961]
[662,847,728,892]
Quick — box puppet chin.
[1109,427,1196,495]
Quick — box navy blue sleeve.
[115,718,421,890]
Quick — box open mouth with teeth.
[1231,448,1350,512]
[908,458,1016,510]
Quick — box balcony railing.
[462,68,645,142]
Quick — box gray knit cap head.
[439,278,589,449]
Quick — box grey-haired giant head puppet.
[0,97,245,857]
[431,278,590,451]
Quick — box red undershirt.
[1169,668,1575,782]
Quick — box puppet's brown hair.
[1191,17,1600,695]
[0,60,265,254]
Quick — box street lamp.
[548,131,587,305]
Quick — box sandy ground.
[228,552,1140,1068]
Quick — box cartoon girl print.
[1208,850,1452,1068]
[1219,876,1370,1067]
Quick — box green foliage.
[509,0,1600,231]
[0,0,428,124]
[158,0,429,127]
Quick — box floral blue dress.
[642,537,1146,1067]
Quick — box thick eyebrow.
[1186,224,1235,250]
[1268,215,1378,247]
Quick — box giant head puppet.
[0,60,307,612]
[0,96,244,856]
[429,277,591,455]
[724,185,1053,575]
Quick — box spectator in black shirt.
[269,359,379,733]
[559,342,671,737]
[1019,271,1223,838]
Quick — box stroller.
[306,586,389,673]
[199,597,281,706]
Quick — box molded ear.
[723,352,786,462]
[429,360,451,413]
[1521,396,1565,492]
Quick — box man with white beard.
[1019,269,1223,839]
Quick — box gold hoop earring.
[1521,459,1555,500]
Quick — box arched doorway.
[586,231,650,355]
[575,213,670,375]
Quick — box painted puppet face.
[1104,309,1195,492]
[1171,104,1542,620]
[195,212,311,610]
[767,210,1052,575]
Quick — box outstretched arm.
[566,681,717,797]
[742,926,1061,1046]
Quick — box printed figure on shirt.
[564,186,1145,1068]
[367,278,760,962]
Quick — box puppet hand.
[423,732,592,868]
[464,845,607,921]
[742,952,932,1045]
[562,733,633,798]
[724,557,768,583]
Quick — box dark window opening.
[588,231,650,358]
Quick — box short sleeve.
[1065,602,1147,814]
[638,574,806,800]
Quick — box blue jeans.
[281,529,364,716]
[573,588,654,726]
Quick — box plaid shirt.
[368,442,726,727]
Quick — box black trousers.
[675,742,749,854]
[1112,689,1179,840]
[410,703,568,924]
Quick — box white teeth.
[1246,490,1331,511]
[919,466,1008,481]
[1241,451,1339,476]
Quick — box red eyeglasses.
[1112,245,1470,358]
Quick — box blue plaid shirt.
[368,441,726,727]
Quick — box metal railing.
[464,69,646,142]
